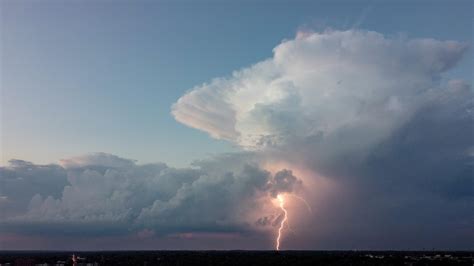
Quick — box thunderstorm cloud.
[1,29,472,249]
[172,29,473,249]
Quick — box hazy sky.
[0,0,472,250]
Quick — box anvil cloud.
[1,30,472,250]
[172,30,468,153]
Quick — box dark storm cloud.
[0,153,301,238]
[360,81,473,199]
[269,80,473,249]
[267,169,302,198]
[0,160,68,217]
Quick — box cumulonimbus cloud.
[170,29,473,249]
[1,29,472,249]
[172,30,468,153]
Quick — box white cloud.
[59,152,136,169]
[172,30,467,154]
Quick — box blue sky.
[2,0,472,166]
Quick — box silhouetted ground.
[0,250,472,266]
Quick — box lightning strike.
[275,194,288,251]
[288,194,312,213]
[273,193,312,250]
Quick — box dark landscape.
[0,251,472,266]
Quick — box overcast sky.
[1,0,472,250]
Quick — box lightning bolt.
[288,194,312,214]
[274,193,312,250]
[275,194,288,251]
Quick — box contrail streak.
[276,194,288,251]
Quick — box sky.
[0,0,473,250]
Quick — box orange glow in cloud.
[262,160,339,250]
